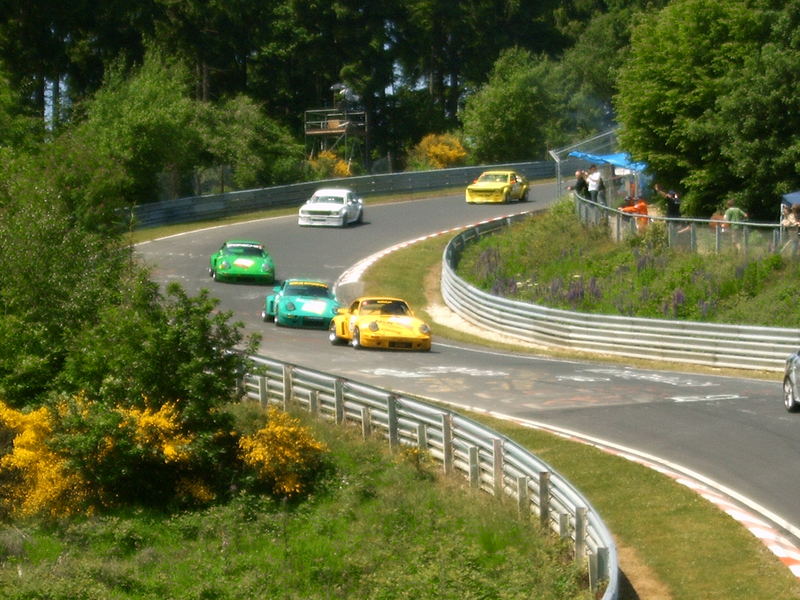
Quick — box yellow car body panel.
[329,296,432,351]
[465,170,529,204]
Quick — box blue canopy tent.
[567,151,647,173]
[568,151,649,201]
[781,191,800,206]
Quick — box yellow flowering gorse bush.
[0,402,89,518]
[116,402,193,463]
[415,133,467,169]
[238,407,328,497]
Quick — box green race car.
[262,279,340,328]
[209,240,275,283]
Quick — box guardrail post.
[309,389,319,417]
[387,395,399,451]
[441,414,454,476]
[334,378,345,424]
[559,513,569,539]
[282,365,293,410]
[574,506,587,561]
[516,476,528,518]
[538,470,551,529]
[361,406,372,439]
[588,552,599,590]
[258,376,268,407]
[417,423,427,450]
[594,547,609,590]
[492,438,504,496]
[469,446,480,489]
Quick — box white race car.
[298,187,364,227]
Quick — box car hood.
[223,255,269,269]
[301,201,347,212]
[284,296,337,314]
[363,315,428,335]
[468,181,507,191]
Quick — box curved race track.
[136,186,800,557]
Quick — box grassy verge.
[0,409,593,600]
[357,230,800,599]
[127,195,799,597]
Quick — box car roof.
[354,296,407,303]
[284,279,329,286]
[224,239,263,246]
[312,187,353,196]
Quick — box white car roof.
[312,188,353,197]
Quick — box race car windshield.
[361,300,409,315]
[289,284,330,297]
[229,246,264,256]
[311,195,344,204]
[478,173,507,183]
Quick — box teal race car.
[209,240,275,283]
[262,279,340,328]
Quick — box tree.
[713,1,800,219]
[461,48,557,163]
[615,0,772,216]
[201,94,304,190]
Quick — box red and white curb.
[336,212,528,290]
[482,408,800,579]
[334,210,800,579]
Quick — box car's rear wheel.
[784,378,799,412]
[329,322,344,345]
[520,189,529,202]
[352,327,362,350]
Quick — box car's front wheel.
[784,378,799,412]
[329,322,344,345]
[352,327,362,350]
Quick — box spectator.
[723,197,748,250]
[586,165,604,206]
[723,197,748,227]
[620,196,650,231]
[781,203,800,228]
[654,183,681,219]
[567,170,588,198]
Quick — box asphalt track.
[136,184,800,566]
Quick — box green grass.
[0,411,592,600]
[454,199,800,327]
[123,194,800,598]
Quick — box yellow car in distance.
[465,170,529,204]
[328,297,432,351]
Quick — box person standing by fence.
[586,165,604,205]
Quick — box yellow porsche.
[465,170,529,204]
[328,296,432,351]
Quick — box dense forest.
[0,0,799,521]
[2,0,799,219]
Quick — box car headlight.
[419,324,431,335]
[285,301,296,311]
[220,260,230,270]
[368,321,379,332]
[261,262,273,273]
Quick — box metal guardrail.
[242,354,619,599]
[131,160,579,229]
[441,213,800,372]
